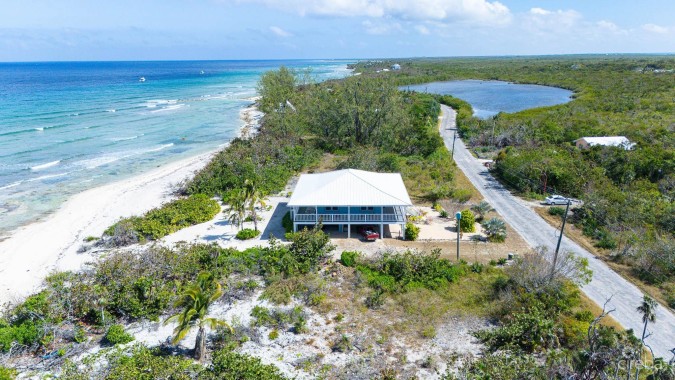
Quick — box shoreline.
[0,102,262,306]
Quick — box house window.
[360,207,374,211]
[326,206,338,211]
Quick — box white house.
[287,169,412,238]
[574,136,635,150]
[391,63,401,70]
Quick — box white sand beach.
[0,151,216,305]
[0,105,263,306]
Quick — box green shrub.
[104,324,134,345]
[483,218,507,242]
[268,329,279,340]
[84,236,98,242]
[422,326,436,339]
[548,206,566,216]
[340,251,359,267]
[459,209,476,233]
[332,334,352,352]
[357,249,466,294]
[405,222,420,241]
[452,189,472,203]
[205,349,288,379]
[282,211,293,233]
[439,210,449,218]
[236,228,261,240]
[476,304,557,353]
[0,366,17,380]
[105,194,220,245]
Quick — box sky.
[0,0,673,61]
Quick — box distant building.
[391,63,401,70]
[574,136,635,150]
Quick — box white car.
[545,195,570,205]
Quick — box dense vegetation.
[355,56,675,308]
[0,226,333,377]
[104,194,220,245]
[186,67,456,202]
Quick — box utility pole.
[550,199,571,280]
[455,212,462,261]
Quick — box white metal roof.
[576,136,635,149]
[288,169,412,207]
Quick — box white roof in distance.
[288,169,412,207]
[577,136,635,149]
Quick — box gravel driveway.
[440,104,675,358]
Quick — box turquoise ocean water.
[0,60,351,237]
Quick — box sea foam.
[30,160,61,171]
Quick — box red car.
[360,226,380,241]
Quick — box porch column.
[380,224,383,239]
[347,206,351,238]
[293,223,297,232]
[315,206,318,227]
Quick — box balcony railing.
[294,213,404,223]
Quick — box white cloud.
[524,7,582,33]
[362,20,402,35]
[233,0,512,26]
[269,26,292,37]
[415,25,430,35]
[529,7,550,16]
[642,23,668,34]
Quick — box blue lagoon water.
[0,60,351,236]
[403,80,573,118]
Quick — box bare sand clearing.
[0,150,216,305]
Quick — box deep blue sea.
[403,80,573,118]
[0,60,352,236]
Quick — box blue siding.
[314,206,382,214]
[317,206,348,214]
[349,206,382,214]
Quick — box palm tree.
[225,189,247,231]
[636,295,658,343]
[483,217,507,242]
[635,296,658,380]
[471,201,494,222]
[165,272,232,361]
[244,178,268,231]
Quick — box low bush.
[459,209,476,233]
[340,251,359,267]
[548,206,566,216]
[404,222,420,241]
[104,324,134,345]
[236,228,261,240]
[0,366,17,380]
[357,249,466,294]
[439,210,449,218]
[452,188,472,203]
[205,349,288,379]
[105,194,220,245]
[483,218,507,242]
[268,329,279,340]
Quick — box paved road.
[440,105,675,359]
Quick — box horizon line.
[1,52,674,64]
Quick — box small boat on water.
[139,77,146,82]
[200,70,205,75]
